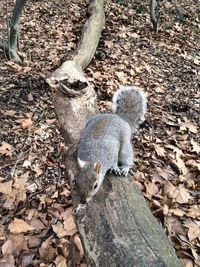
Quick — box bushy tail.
[112,86,147,132]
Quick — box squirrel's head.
[76,158,103,203]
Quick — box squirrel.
[76,86,147,203]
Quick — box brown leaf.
[2,240,13,256]
[154,144,166,157]
[169,185,191,204]
[8,219,35,234]
[191,139,200,154]
[29,219,46,231]
[46,118,57,125]
[185,160,200,171]
[39,236,56,262]
[3,110,16,116]
[187,205,200,219]
[63,215,77,236]
[181,258,194,267]
[185,220,200,241]
[73,235,84,258]
[145,180,160,197]
[0,143,13,157]
[175,157,188,175]
[165,144,183,157]
[5,61,22,72]
[0,263,15,267]
[2,235,28,257]
[13,171,29,190]
[52,222,68,238]
[32,164,43,176]
[179,118,198,133]
[0,180,12,195]
[163,182,176,195]
[92,71,101,79]
[54,255,68,267]
[20,252,35,267]
[170,208,185,217]
[21,118,33,129]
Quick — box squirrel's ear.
[94,161,102,174]
[77,157,87,168]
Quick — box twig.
[10,151,27,177]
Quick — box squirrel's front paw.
[120,166,129,176]
[110,167,121,176]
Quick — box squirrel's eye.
[93,182,98,190]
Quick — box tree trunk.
[47,0,181,266]
[150,0,159,33]
[0,0,28,63]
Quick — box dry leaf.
[185,220,200,241]
[169,185,191,204]
[39,236,56,262]
[175,157,188,175]
[191,139,200,154]
[52,222,68,238]
[5,61,22,72]
[63,215,77,236]
[0,143,13,157]
[92,71,101,79]
[170,208,185,217]
[179,118,198,133]
[0,180,12,195]
[0,263,15,267]
[187,205,200,219]
[2,240,13,256]
[13,171,29,190]
[32,164,43,176]
[54,255,68,267]
[20,253,35,267]
[3,110,16,116]
[22,118,33,129]
[8,219,35,234]
[2,235,28,257]
[154,144,166,157]
[145,180,160,196]
[73,235,84,258]
[181,258,194,267]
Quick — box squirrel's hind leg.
[120,166,130,176]
[119,143,134,176]
[109,152,122,175]
[110,166,121,175]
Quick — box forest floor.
[0,0,199,266]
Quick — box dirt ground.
[0,0,199,266]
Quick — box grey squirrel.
[76,86,147,203]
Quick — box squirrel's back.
[77,85,147,202]
[112,86,146,131]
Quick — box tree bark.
[75,175,181,267]
[47,0,181,266]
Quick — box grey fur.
[77,86,146,203]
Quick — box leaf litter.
[0,0,199,266]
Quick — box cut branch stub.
[47,62,89,97]
[47,61,98,145]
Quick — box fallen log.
[47,0,181,266]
